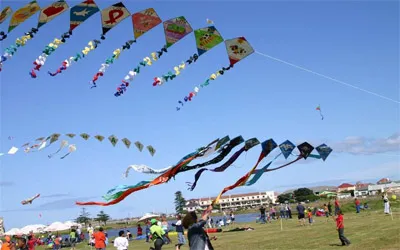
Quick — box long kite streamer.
[91,8,162,87]
[0,0,69,71]
[0,1,40,41]
[177,136,242,174]
[114,16,193,97]
[76,138,220,206]
[187,138,260,191]
[48,2,130,77]
[125,136,229,177]
[124,165,173,177]
[29,0,100,78]
[152,26,224,87]
[210,139,278,205]
[176,37,253,110]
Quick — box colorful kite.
[0,0,69,71]
[114,16,193,97]
[0,1,40,41]
[21,193,40,205]
[29,0,100,78]
[60,144,76,159]
[0,133,155,157]
[48,2,131,77]
[152,26,224,87]
[176,37,254,110]
[48,140,69,158]
[0,7,12,25]
[316,105,324,120]
[91,8,162,87]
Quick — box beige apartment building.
[184,191,277,211]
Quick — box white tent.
[44,222,70,232]
[137,213,160,222]
[20,224,47,234]
[64,221,79,228]
[4,228,21,236]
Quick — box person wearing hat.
[149,218,165,250]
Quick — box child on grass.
[335,210,351,246]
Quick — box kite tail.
[0,31,7,41]
[91,40,136,87]
[244,153,282,186]
[115,45,168,97]
[60,152,71,159]
[77,181,151,206]
[189,147,246,191]
[0,28,38,71]
[176,64,233,110]
[50,39,101,77]
[153,53,198,87]
[29,31,72,78]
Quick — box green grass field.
[39,209,399,250]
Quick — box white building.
[368,181,400,195]
[184,191,277,211]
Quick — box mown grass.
[36,205,400,250]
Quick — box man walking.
[296,202,306,226]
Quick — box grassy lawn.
[37,209,400,250]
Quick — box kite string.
[255,51,400,104]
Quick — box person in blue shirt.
[172,215,185,250]
[145,221,151,243]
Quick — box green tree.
[95,211,111,225]
[293,188,319,202]
[277,193,293,203]
[75,208,91,225]
[174,191,186,214]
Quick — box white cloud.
[332,132,400,155]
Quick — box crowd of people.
[0,194,395,250]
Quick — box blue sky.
[0,0,399,229]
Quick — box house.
[184,191,276,211]
[337,193,352,199]
[377,178,391,185]
[183,199,202,212]
[368,181,400,195]
[337,183,355,193]
[319,191,337,198]
[354,186,369,197]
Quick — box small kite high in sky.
[316,105,324,120]
[21,193,40,205]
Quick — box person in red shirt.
[27,235,38,250]
[335,210,351,246]
[93,227,106,250]
[355,198,361,213]
[137,224,143,237]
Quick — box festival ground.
[37,211,399,250]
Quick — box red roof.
[377,178,390,184]
[338,183,354,188]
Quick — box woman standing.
[161,216,172,244]
[172,215,186,250]
[183,211,214,250]
[383,193,391,214]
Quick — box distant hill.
[282,186,337,194]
